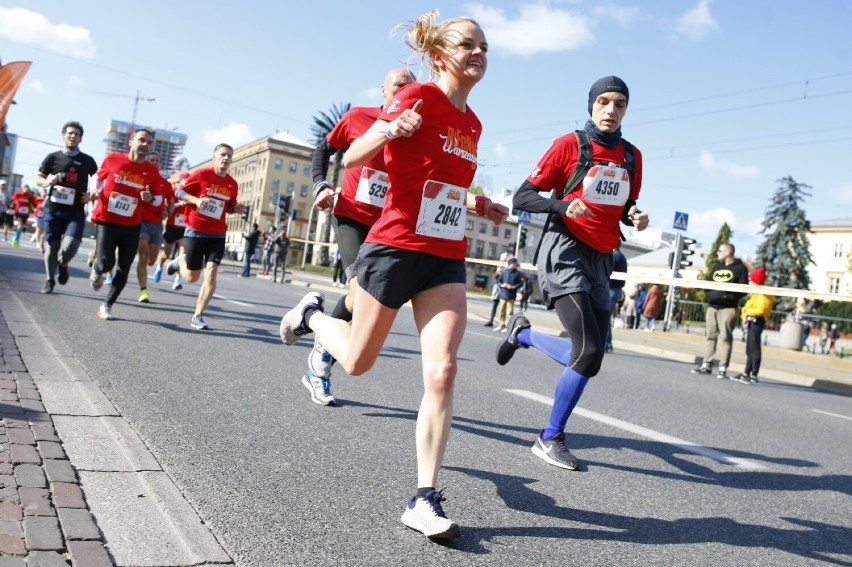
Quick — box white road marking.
[811,409,852,422]
[505,389,768,471]
[212,293,253,307]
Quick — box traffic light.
[241,204,252,222]
[278,194,291,213]
[672,236,697,270]
[519,227,528,249]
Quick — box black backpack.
[530,130,636,265]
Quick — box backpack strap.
[532,131,591,265]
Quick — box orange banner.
[0,61,33,128]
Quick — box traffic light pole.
[662,232,682,332]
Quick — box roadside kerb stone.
[56,508,101,541]
[22,516,63,551]
[13,464,46,488]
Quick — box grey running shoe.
[191,315,209,330]
[496,312,531,366]
[279,292,324,345]
[89,267,104,291]
[531,431,579,470]
[691,364,712,375]
[97,304,113,321]
[302,372,335,406]
[166,254,185,276]
[41,279,55,294]
[308,337,335,379]
[400,490,460,539]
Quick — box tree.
[754,176,814,305]
[309,102,351,265]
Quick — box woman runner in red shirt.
[279,10,507,540]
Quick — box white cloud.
[698,151,759,177]
[202,122,254,148]
[493,143,507,157]
[466,3,594,56]
[69,75,83,88]
[591,5,641,27]
[28,80,44,93]
[674,0,719,40]
[362,87,381,100]
[0,7,96,59]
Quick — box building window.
[271,179,280,194]
[479,222,487,234]
[834,243,844,258]
[492,226,499,237]
[286,181,295,194]
[300,184,308,197]
[475,240,484,257]
[289,161,298,173]
[303,164,311,176]
[466,219,474,231]
[488,243,497,259]
[466,239,472,256]
[274,159,283,170]
[504,228,512,239]
[829,277,841,294]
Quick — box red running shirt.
[367,82,481,259]
[527,134,643,253]
[92,154,163,227]
[180,168,239,235]
[140,176,174,223]
[327,106,387,226]
[12,191,36,217]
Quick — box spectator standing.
[829,323,841,354]
[634,285,647,329]
[623,284,639,330]
[240,223,261,277]
[734,267,773,384]
[331,249,346,287]
[271,227,290,283]
[518,272,533,311]
[691,242,748,379]
[484,253,508,327]
[494,257,523,332]
[606,244,627,350]
[642,284,662,331]
[260,226,275,276]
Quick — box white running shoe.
[302,372,335,406]
[400,490,460,539]
[279,292,324,345]
[97,304,114,321]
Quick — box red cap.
[749,267,767,286]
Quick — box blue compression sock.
[543,367,589,439]
[518,328,573,366]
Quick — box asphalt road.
[3,243,851,566]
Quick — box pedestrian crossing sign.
[517,210,532,224]
[673,211,689,231]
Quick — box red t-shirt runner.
[367,82,481,260]
[92,154,162,227]
[139,176,174,223]
[527,134,643,253]
[180,168,239,236]
[327,106,387,226]
[12,191,36,217]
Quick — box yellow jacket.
[741,292,774,319]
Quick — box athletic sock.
[520,328,573,366]
[415,487,435,498]
[543,367,589,439]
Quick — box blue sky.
[1,0,850,257]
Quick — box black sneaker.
[41,279,55,294]
[531,431,579,470]
[400,489,460,539]
[691,365,712,375]
[57,264,69,285]
[496,313,530,366]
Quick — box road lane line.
[811,409,852,421]
[505,389,768,471]
[211,293,253,307]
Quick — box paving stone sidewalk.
[0,311,112,566]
